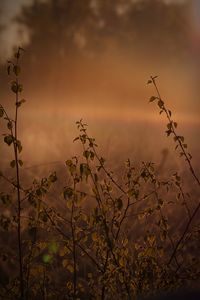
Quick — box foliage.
[0,49,200,300]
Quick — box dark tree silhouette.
[107,0,190,59]
[16,0,190,63]
[9,0,191,94]
[0,1,6,63]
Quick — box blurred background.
[0,0,199,177]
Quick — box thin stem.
[12,50,24,299]
[71,180,77,299]
[168,201,200,265]
[42,266,47,300]
[150,76,200,267]
[150,76,200,187]
[44,208,103,272]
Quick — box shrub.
[0,50,200,300]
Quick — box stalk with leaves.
[148,75,200,269]
[0,47,25,299]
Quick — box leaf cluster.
[0,53,200,300]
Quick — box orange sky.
[0,0,199,170]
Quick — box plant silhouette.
[0,49,200,300]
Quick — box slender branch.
[150,76,200,187]
[149,76,200,267]
[44,208,103,273]
[168,201,200,265]
[71,180,77,299]
[11,49,24,299]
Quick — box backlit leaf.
[16,140,22,153]
[18,160,23,167]
[4,135,13,146]
[10,160,16,168]
[0,108,4,118]
[149,96,156,102]
[13,65,20,76]
[43,254,52,264]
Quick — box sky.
[1,0,32,59]
[0,0,188,56]
[0,0,199,168]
